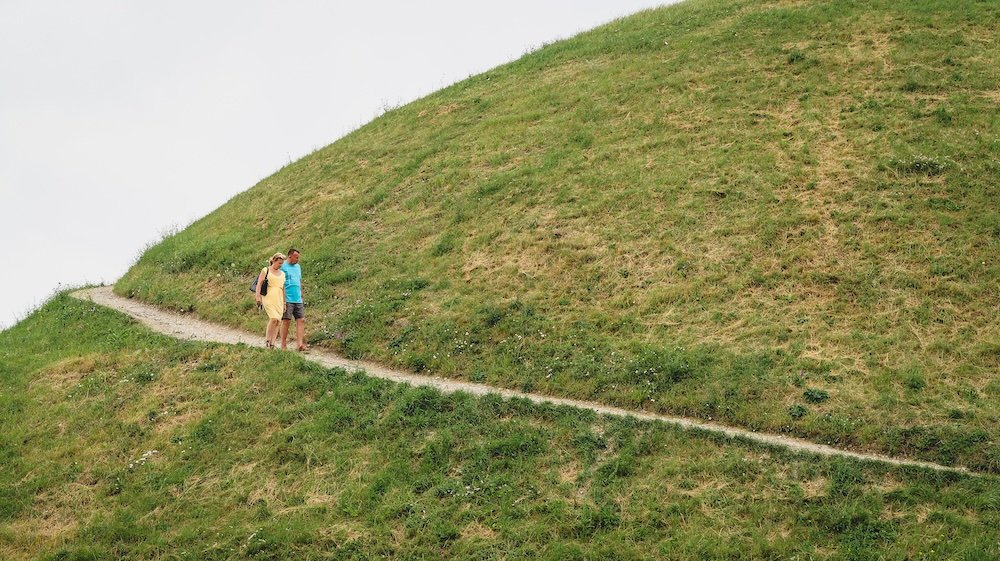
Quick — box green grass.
[117,0,1000,471]
[2,295,1000,559]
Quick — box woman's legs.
[265,318,280,347]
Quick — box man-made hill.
[1,295,998,559]
[118,0,1000,471]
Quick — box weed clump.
[789,404,808,419]
[803,388,830,404]
[904,372,926,391]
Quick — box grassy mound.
[118,0,1000,471]
[2,295,999,559]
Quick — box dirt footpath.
[73,286,972,475]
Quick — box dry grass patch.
[801,476,828,499]
[33,355,101,391]
[22,486,91,537]
[558,460,582,484]
[460,521,497,540]
[978,89,1000,104]
[435,102,462,117]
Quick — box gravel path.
[74,286,973,475]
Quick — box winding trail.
[74,286,974,476]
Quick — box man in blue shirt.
[280,248,307,351]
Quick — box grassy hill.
[118,0,1000,472]
[2,295,999,559]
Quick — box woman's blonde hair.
[270,252,287,264]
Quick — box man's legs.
[280,302,295,349]
[280,319,291,349]
[295,318,306,351]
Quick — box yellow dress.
[260,267,286,320]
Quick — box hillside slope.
[118,0,1000,471]
[2,295,999,559]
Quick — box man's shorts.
[282,302,305,320]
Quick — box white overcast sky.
[0,0,677,329]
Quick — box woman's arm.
[255,268,266,301]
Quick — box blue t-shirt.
[281,262,303,304]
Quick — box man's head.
[287,248,301,265]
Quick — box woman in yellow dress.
[255,253,287,348]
